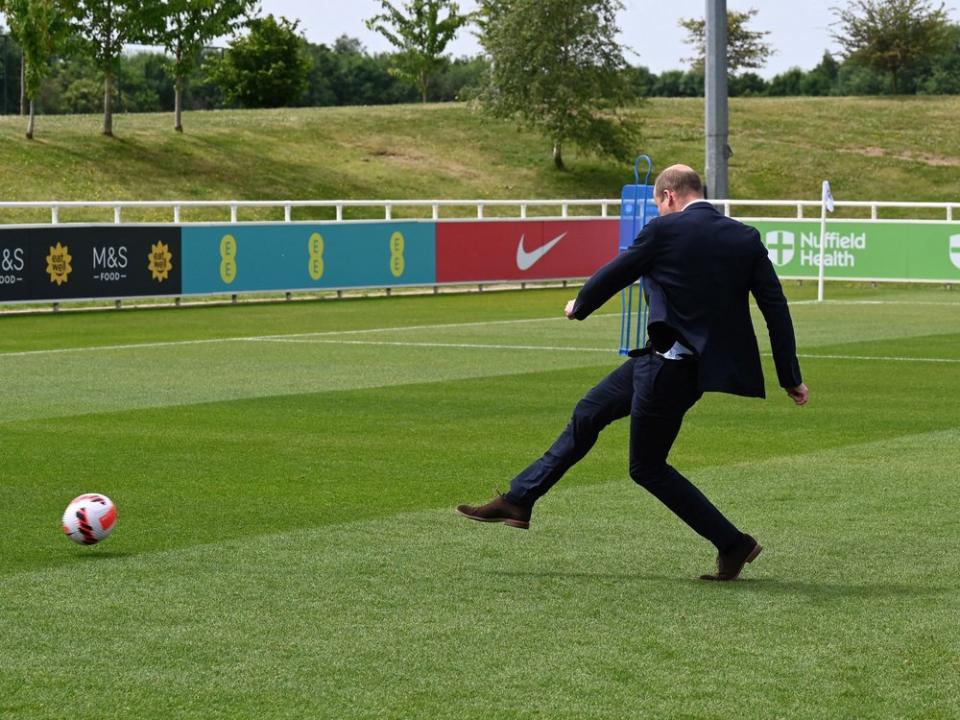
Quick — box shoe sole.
[455,509,529,530]
[745,542,763,564]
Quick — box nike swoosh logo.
[516,232,567,271]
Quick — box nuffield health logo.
[765,231,795,267]
[951,235,960,270]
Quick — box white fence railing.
[718,199,958,222]
[0,199,617,224]
[0,199,958,224]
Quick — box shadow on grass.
[61,550,139,567]
[71,550,133,561]
[0,549,137,575]
[717,576,952,601]
[491,569,951,601]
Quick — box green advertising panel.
[746,220,960,283]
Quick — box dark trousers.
[505,354,743,552]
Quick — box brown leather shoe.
[700,534,763,581]
[456,491,531,530]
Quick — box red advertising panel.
[436,219,618,283]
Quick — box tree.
[432,54,488,101]
[117,51,174,113]
[63,0,163,135]
[0,30,23,114]
[477,0,639,170]
[0,13,29,115]
[624,65,657,99]
[210,14,312,108]
[650,69,703,97]
[832,0,951,94]
[680,8,773,75]
[918,24,960,94]
[365,0,471,103]
[729,71,767,96]
[301,36,419,107]
[835,59,888,94]
[766,67,805,96]
[800,52,840,96]
[148,0,255,132]
[0,0,68,138]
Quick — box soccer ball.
[62,494,118,546]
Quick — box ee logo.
[220,235,237,284]
[308,233,324,281]
[390,232,405,278]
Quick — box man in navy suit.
[458,165,808,581]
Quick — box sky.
[258,0,960,79]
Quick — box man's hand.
[564,299,577,319]
[786,383,809,406]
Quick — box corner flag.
[822,180,835,212]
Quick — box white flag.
[822,180,835,212]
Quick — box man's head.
[653,164,704,216]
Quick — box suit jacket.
[572,202,802,398]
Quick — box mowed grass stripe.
[2,291,959,359]
[0,338,619,423]
[0,311,616,359]
[254,335,960,364]
[3,320,960,363]
[0,289,596,354]
[0,288,960,361]
[2,429,958,720]
[799,352,960,363]
[1,284,958,357]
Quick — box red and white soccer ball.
[62,494,118,546]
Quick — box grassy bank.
[0,97,958,223]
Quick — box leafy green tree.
[302,36,418,107]
[729,71,767,96]
[314,44,488,105]
[835,60,888,94]
[35,53,87,113]
[116,51,174,113]
[918,24,960,94]
[477,0,639,170]
[766,67,805,96]
[0,31,24,114]
[650,69,704,97]
[0,0,69,138]
[148,0,256,132]
[60,75,100,111]
[799,52,840,96]
[365,0,471,103]
[432,55,487,101]
[832,0,951,94]
[623,65,657,99]
[178,48,226,110]
[0,14,27,114]
[211,14,312,108]
[680,8,773,75]
[302,41,339,106]
[63,0,164,135]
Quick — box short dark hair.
[654,166,703,199]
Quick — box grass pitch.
[1,284,959,719]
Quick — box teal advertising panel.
[181,222,436,294]
[748,220,960,283]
